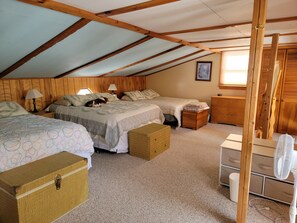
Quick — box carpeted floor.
[56,123,290,223]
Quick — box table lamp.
[108,84,117,95]
[25,89,43,113]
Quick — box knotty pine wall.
[0,77,146,111]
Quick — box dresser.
[220,134,297,205]
[211,96,245,126]
[33,110,55,118]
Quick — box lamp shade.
[108,84,117,91]
[25,89,43,100]
[77,88,93,95]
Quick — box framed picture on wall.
[196,61,212,81]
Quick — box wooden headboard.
[0,76,146,111]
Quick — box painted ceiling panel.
[138,51,213,76]
[5,22,144,78]
[55,0,149,13]
[69,38,179,77]
[112,1,225,33]
[0,0,79,73]
[107,46,200,77]
[170,27,246,42]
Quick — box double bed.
[0,102,94,172]
[49,97,164,153]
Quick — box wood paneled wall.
[0,77,146,111]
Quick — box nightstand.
[182,109,209,130]
[33,111,54,118]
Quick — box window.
[220,50,249,88]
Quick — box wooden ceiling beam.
[0,18,90,78]
[19,0,213,52]
[193,32,297,44]
[101,45,183,77]
[0,0,175,78]
[162,16,297,35]
[97,0,179,17]
[127,50,204,76]
[55,36,152,78]
[146,53,215,76]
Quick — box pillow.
[64,95,93,106]
[121,95,133,101]
[53,99,71,106]
[142,89,160,99]
[92,93,119,102]
[124,90,146,101]
[0,101,29,118]
[85,97,107,107]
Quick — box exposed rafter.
[0,0,180,78]
[97,0,178,17]
[101,45,183,77]
[192,32,297,44]
[55,37,152,78]
[19,0,213,52]
[0,18,90,78]
[147,53,215,76]
[161,16,297,35]
[127,50,205,76]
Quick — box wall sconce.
[25,89,43,113]
[77,88,93,95]
[108,84,117,95]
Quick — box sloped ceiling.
[0,0,297,79]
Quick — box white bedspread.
[49,101,164,151]
[140,97,199,127]
[0,115,94,172]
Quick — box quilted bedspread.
[49,101,164,148]
[0,115,94,172]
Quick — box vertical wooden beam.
[237,0,267,222]
[260,34,279,138]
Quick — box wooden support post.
[260,33,279,138]
[236,0,267,222]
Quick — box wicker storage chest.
[128,123,170,160]
[0,152,88,223]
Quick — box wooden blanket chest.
[0,152,88,223]
[128,123,170,160]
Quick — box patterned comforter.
[49,101,164,149]
[0,115,94,172]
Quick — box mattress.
[0,114,94,172]
[49,101,164,153]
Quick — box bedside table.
[33,111,54,118]
[182,109,209,130]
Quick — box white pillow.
[121,95,133,101]
[142,89,160,99]
[92,93,119,102]
[124,91,146,101]
[0,101,29,118]
[64,95,93,106]
[53,99,71,106]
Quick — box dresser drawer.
[221,148,241,168]
[220,166,263,194]
[264,178,293,204]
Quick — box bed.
[48,95,164,153]
[0,102,94,173]
[122,90,199,127]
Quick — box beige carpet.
[56,123,289,223]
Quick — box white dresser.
[219,134,296,205]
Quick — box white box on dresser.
[219,134,297,205]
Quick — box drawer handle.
[283,191,293,197]
[229,158,240,164]
[258,164,272,170]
